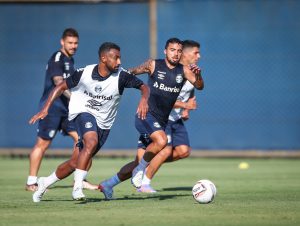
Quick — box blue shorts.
[137,119,189,149]
[37,115,76,140]
[74,112,110,152]
[135,112,166,148]
[165,119,190,147]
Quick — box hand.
[181,109,190,121]
[29,110,48,124]
[136,97,149,120]
[184,96,197,110]
[189,64,201,76]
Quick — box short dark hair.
[98,42,121,57]
[182,40,200,49]
[165,38,182,49]
[62,28,79,39]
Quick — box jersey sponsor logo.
[85,122,93,129]
[84,90,113,100]
[63,72,71,79]
[153,82,180,93]
[157,70,166,80]
[176,74,183,83]
[76,68,84,72]
[85,99,102,111]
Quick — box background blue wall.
[0,0,299,150]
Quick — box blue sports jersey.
[148,59,185,125]
[39,51,75,116]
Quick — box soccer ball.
[192,179,217,204]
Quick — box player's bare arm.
[183,65,204,90]
[53,76,71,99]
[136,84,149,120]
[128,59,155,75]
[29,81,68,124]
[174,96,197,110]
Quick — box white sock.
[102,174,121,188]
[27,176,38,185]
[44,172,60,188]
[73,169,87,190]
[142,173,151,185]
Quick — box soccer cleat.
[25,183,38,192]
[137,184,157,193]
[32,177,47,203]
[131,167,144,188]
[98,184,114,200]
[72,187,86,201]
[82,180,98,190]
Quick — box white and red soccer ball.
[192,179,217,204]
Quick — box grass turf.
[0,157,299,226]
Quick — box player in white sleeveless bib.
[29,42,149,202]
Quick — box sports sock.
[102,174,121,188]
[139,157,149,170]
[73,169,87,190]
[27,176,37,185]
[141,174,151,185]
[43,172,60,188]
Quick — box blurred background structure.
[0,0,299,152]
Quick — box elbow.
[194,82,204,90]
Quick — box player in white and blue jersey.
[29,42,149,202]
[26,28,80,191]
[98,38,204,199]
[137,40,201,193]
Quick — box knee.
[154,135,168,150]
[178,146,191,159]
[83,138,98,156]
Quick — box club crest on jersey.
[85,122,93,129]
[95,86,102,93]
[176,74,183,83]
[49,130,55,138]
[153,122,161,128]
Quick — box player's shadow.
[82,193,190,204]
[50,185,73,190]
[161,186,192,191]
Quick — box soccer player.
[137,40,201,193]
[26,28,79,191]
[29,42,149,202]
[99,38,203,199]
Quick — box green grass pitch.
[0,157,299,226]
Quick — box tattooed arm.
[128,59,155,76]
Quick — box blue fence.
[0,0,299,150]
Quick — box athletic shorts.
[165,119,190,147]
[37,115,76,140]
[135,112,166,148]
[74,112,110,152]
[137,118,189,149]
